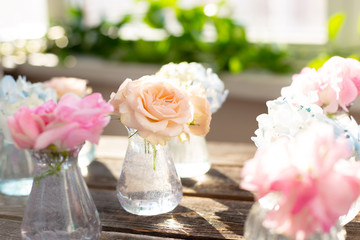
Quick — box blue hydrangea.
[0,75,57,143]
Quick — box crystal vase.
[168,134,211,178]
[21,144,101,240]
[244,195,346,240]
[0,136,34,196]
[78,141,96,168]
[116,129,183,216]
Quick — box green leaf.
[328,12,345,41]
[228,57,243,73]
[307,55,331,69]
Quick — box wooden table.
[1,136,360,239]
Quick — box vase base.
[0,178,32,196]
[175,162,211,178]
[117,191,183,216]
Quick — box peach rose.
[109,76,192,145]
[188,86,211,136]
[44,77,92,98]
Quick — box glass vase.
[116,129,183,216]
[168,134,211,178]
[78,141,96,168]
[21,144,101,240]
[244,194,346,240]
[0,136,34,196]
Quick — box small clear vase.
[117,129,183,216]
[21,144,101,240]
[78,141,96,168]
[0,137,34,196]
[168,134,211,178]
[244,194,346,240]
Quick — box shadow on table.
[94,188,225,239]
[83,160,118,190]
[211,169,252,237]
[182,168,253,237]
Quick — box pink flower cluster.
[7,93,113,150]
[281,56,360,114]
[241,121,360,239]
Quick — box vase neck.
[30,145,82,170]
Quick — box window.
[70,0,328,45]
[0,0,48,42]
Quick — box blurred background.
[1,0,360,143]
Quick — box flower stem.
[129,130,138,139]
[34,149,69,187]
[152,144,157,171]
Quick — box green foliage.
[308,54,331,70]
[46,1,291,74]
[308,12,360,69]
[328,12,345,41]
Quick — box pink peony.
[44,77,92,98]
[109,76,193,145]
[8,93,113,150]
[241,121,360,240]
[282,56,360,114]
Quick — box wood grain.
[0,189,249,239]
[96,136,256,166]
[84,159,254,201]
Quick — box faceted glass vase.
[117,129,183,216]
[168,134,211,178]
[244,195,346,240]
[78,141,96,168]
[21,144,101,240]
[0,137,34,196]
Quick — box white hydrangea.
[156,62,229,113]
[328,114,360,158]
[0,76,57,143]
[252,97,324,147]
[252,97,360,159]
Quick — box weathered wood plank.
[1,190,360,239]
[0,218,183,240]
[101,231,183,240]
[0,218,21,240]
[84,159,253,201]
[0,189,248,239]
[96,136,256,166]
[95,189,248,240]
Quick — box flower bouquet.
[0,75,57,196]
[109,74,211,215]
[44,76,95,168]
[156,62,228,177]
[252,56,360,225]
[242,121,360,240]
[7,93,113,240]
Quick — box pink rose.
[8,93,113,150]
[44,77,92,98]
[187,85,211,136]
[241,121,360,239]
[35,93,113,149]
[7,106,46,149]
[109,76,192,145]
